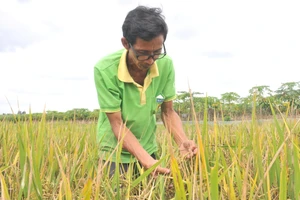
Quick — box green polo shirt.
[94,49,176,163]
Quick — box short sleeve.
[161,60,176,101]
[94,67,121,112]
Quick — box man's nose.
[144,56,155,65]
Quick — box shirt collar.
[118,49,159,83]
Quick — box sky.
[0,0,299,114]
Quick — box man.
[94,5,197,177]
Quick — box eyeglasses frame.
[129,43,167,61]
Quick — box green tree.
[174,91,203,120]
[221,92,241,120]
[89,109,100,120]
[46,110,58,120]
[249,85,273,117]
[275,81,300,115]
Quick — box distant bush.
[224,115,231,121]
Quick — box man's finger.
[193,147,198,154]
[156,167,170,175]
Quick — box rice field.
[0,108,300,199]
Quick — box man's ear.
[121,37,130,50]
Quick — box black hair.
[122,6,168,45]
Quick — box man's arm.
[161,101,198,158]
[106,111,170,174]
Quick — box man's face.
[129,35,165,71]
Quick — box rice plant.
[0,103,299,199]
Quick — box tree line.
[172,81,300,121]
[1,81,299,122]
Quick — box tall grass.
[0,105,299,199]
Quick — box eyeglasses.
[129,43,167,61]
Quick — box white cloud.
[1,0,300,113]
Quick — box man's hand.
[179,140,198,159]
[143,158,170,177]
